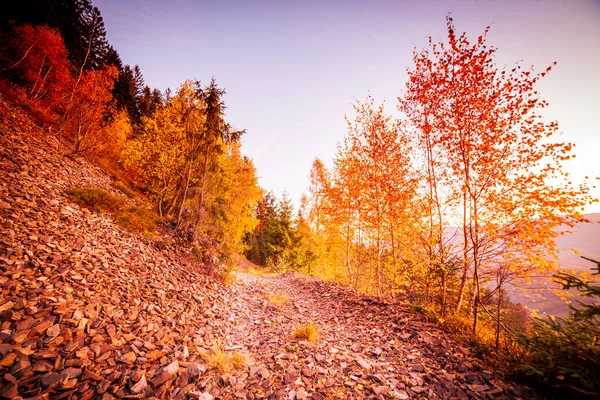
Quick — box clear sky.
[95,0,600,213]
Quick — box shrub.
[519,257,600,398]
[67,187,124,213]
[293,322,318,342]
[67,186,158,235]
[115,206,159,235]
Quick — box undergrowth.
[111,180,136,199]
[244,266,280,278]
[67,186,159,236]
[219,267,236,285]
[200,344,250,373]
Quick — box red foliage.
[1,24,73,111]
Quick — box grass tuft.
[202,345,230,373]
[293,322,318,342]
[268,293,290,307]
[230,350,249,370]
[200,344,250,373]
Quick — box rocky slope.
[0,96,530,399]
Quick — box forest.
[0,0,598,398]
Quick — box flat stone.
[120,351,136,364]
[356,358,371,371]
[130,374,147,394]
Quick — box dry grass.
[200,345,250,373]
[67,186,158,236]
[202,346,230,373]
[268,292,290,307]
[219,268,236,286]
[293,322,318,342]
[111,180,136,199]
[244,266,281,278]
[230,350,249,370]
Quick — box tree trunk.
[495,282,503,350]
[175,157,193,231]
[455,190,470,314]
[345,222,354,285]
[192,150,210,242]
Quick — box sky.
[95,0,600,213]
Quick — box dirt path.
[202,271,528,399]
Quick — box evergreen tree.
[191,78,244,242]
[0,0,117,71]
[113,65,144,125]
[521,257,600,397]
[139,86,163,119]
[245,192,301,270]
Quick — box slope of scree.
[0,96,532,399]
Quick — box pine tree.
[521,257,600,397]
[191,78,244,242]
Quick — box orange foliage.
[402,16,595,327]
[0,24,73,114]
[62,65,119,154]
[303,16,596,346]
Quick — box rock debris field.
[0,96,531,399]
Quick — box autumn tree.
[337,99,420,296]
[0,24,120,157]
[402,16,595,337]
[122,80,198,216]
[196,141,262,256]
[0,24,73,111]
[1,0,117,71]
[63,65,118,155]
[296,159,344,279]
[121,78,261,256]
[328,142,365,288]
[300,99,421,295]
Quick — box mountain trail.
[209,271,528,399]
[0,95,530,399]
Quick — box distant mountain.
[555,213,600,270]
[442,214,600,316]
[509,213,600,316]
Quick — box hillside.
[507,215,600,316]
[0,98,532,398]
